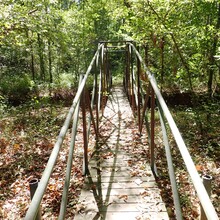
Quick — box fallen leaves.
[75,203,86,213]
[118,194,128,202]
[0,105,87,219]
[1,89,219,220]
[0,137,8,153]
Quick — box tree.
[117,0,220,93]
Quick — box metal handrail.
[25,43,105,220]
[127,42,218,220]
[58,75,82,220]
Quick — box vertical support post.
[124,44,127,91]
[200,175,213,220]
[158,105,183,220]
[102,43,107,114]
[98,45,103,115]
[85,89,98,139]
[127,44,131,101]
[130,45,136,113]
[105,45,111,92]
[125,44,129,95]
[82,86,88,176]
[137,46,141,132]
[95,70,99,143]
[29,178,41,220]
[150,85,156,175]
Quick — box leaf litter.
[0,100,219,219]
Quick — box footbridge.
[25,41,218,220]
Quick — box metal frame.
[127,42,218,220]
[25,41,218,220]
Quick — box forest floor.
[0,91,219,219]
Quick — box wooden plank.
[86,175,156,183]
[74,200,167,212]
[79,187,164,199]
[74,211,169,220]
[78,194,165,204]
[82,181,157,190]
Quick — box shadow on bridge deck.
[74,85,169,220]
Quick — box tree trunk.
[31,44,35,81]
[160,36,165,89]
[48,40,52,83]
[208,2,220,96]
[37,33,45,81]
[144,44,149,67]
[170,33,193,91]
[27,30,35,81]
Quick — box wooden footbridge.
[25,41,218,220]
[74,86,168,219]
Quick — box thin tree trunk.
[160,36,165,90]
[144,44,149,67]
[31,44,35,81]
[48,40,52,83]
[170,33,193,90]
[208,2,220,96]
[28,30,35,81]
[147,0,193,90]
[37,33,45,81]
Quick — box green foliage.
[0,74,34,105]
[53,73,76,89]
[0,0,219,97]
[118,0,220,92]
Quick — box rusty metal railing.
[126,42,218,220]
[25,43,110,220]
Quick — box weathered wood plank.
[74,211,169,220]
[85,175,156,183]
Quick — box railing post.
[200,175,213,220]
[137,46,141,132]
[82,86,88,176]
[150,85,156,175]
[95,70,99,143]
[127,44,131,103]
[101,43,107,114]
[29,178,41,220]
[130,46,136,113]
[158,105,183,220]
[124,44,128,94]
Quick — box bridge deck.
[74,86,169,220]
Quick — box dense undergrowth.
[0,97,88,219]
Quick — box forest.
[0,0,219,219]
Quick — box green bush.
[53,73,77,89]
[0,74,34,105]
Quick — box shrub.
[0,74,34,105]
[53,73,77,89]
